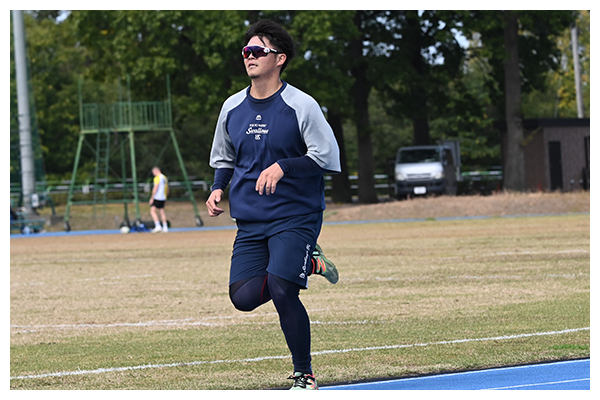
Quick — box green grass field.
[10,214,590,389]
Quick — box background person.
[149,166,169,233]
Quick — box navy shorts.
[230,212,323,289]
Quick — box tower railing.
[63,76,203,231]
[81,101,172,133]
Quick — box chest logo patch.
[246,116,269,140]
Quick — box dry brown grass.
[323,190,590,222]
[10,205,590,389]
[34,190,590,233]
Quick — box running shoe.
[151,224,162,233]
[288,372,318,390]
[312,244,339,284]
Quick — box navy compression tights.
[229,274,312,374]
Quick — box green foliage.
[343,90,414,174]
[521,11,590,118]
[285,11,358,115]
[429,54,501,168]
[69,11,249,111]
[42,11,252,182]
[11,10,590,184]
[10,12,86,178]
[464,10,576,118]
[374,10,468,117]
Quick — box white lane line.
[486,378,590,390]
[10,317,393,334]
[10,308,336,333]
[10,327,590,381]
[11,318,385,333]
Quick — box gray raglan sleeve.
[293,92,341,173]
[209,92,245,170]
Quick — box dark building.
[497,119,590,192]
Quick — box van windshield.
[398,149,440,164]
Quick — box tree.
[69,10,251,179]
[17,10,583,199]
[348,11,379,204]
[68,10,363,202]
[429,54,500,169]
[502,11,525,190]
[521,10,590,119]
[284,11,358,203]
[466,10,575,191]
[10,11,88,180]
[371,11,468,147]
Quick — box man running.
[206,19,340,390]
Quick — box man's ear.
[276,53,287,68]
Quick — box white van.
[394,145,458,199]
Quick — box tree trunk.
[350,12,379,204]
[407,11,432,146]
[412,115,431,146]
[503,11,526,191]
[328,110,353,203]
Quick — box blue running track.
[9,211,590,239]
[321,359,590,390]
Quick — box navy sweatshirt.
[209,82,341,222]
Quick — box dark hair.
[244,19,296,74]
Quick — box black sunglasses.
[242,45,280,59]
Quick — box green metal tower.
[63,76,203,231]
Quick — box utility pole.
[12,10,36,213]
[571,24,585,118]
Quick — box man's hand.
[206,189,225,217]
[256,163,284,195]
